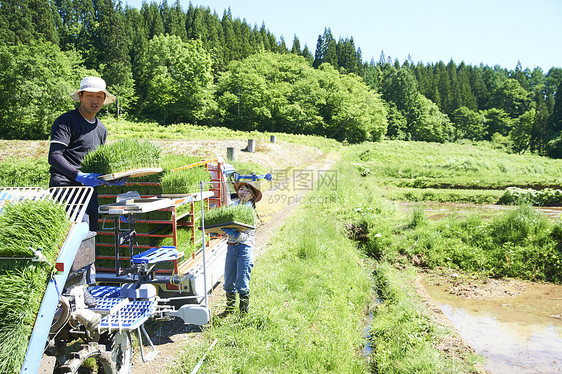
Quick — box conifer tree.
[312,34,324,68]
[29,0,59,45]
[323,28,338,67]
[530,85,550,154]
[336,37,357,74]
[291,35,301,55]
[161,0,187,41]
[356,47,364,77]
[302,45,313,64]
[124,5,148,111]
[259,23,271,51]
[142,2,164,38]
[72,0,97,68]
[0,0,34,45]
[93,0,134,113]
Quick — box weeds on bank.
[370,263,482,373]
[103,117,340,151]
[368,204,562,283]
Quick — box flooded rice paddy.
[424,275,562,373]
[406,202,561,372]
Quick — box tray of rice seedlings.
[0,199,71,373]
[81,139,163,181]
[159,155,211,196]
[201,204,255,234]
[160,167,211,196]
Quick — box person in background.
[220,181,262,316]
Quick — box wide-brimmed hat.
[70,76,116,105]
[233,181,262,202]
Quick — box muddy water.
[423,281,562,373]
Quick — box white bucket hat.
[70,76,116,105]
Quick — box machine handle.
[234,173,272,182]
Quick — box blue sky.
[124,0,562,71]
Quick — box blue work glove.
[75,172,103,187]
[103,177,128,186]
[222,228,239,237]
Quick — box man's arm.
[48,142,79,180]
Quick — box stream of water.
[424,281,562,373]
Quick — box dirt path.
[130,152,338,374]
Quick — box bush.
[498,187,562,206]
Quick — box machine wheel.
[59,342,115,373]
[58,332,132,374]
[110,331,133,374]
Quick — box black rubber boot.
[239,294,250,315]
[218,292,237,317]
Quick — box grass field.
[346,140,562,189]
[104,117,340,151]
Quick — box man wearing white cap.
[48,76,120,308]
[48,76,117,231]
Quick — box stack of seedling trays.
[88,140,211,274]
[0,198,71,373]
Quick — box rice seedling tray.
[99,167,163,181]
[200,221,255,234]
[98,197,174,215]
[161,191,214,199]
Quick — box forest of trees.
[1,0,561,157]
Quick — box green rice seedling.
[81,139,161,175]
[160,155,201,170]
[0,266,48,373]
[203,204,255,227]
[159,228,197,258]
[159,155,211,194]
[160,167,210,194]
[0,199,70,373]
[0,199,70,261]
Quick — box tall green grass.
[0,158,50,188]
[361,203,562,282]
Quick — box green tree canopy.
[510,109,535,154]
[482,108,513,138]
[409,95,453,143]
[491,78,531,118]
[451,106,486,141]
[216,52,387,142]
[0,41,95,139]
[139,34,215,124]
